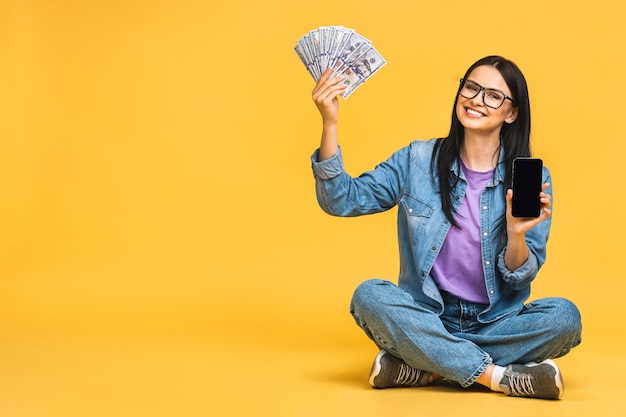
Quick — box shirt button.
[408,208,413,213]
[483,206,488,210]
[485,261,491,265]
[489,290,494,295]
[432,246,437,251]
[483,232,488,237]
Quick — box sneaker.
[368,350,432,388]
[499,359,564,399]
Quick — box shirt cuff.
[311,147,344,180]
[497,250,539,290]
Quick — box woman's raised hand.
[312,68,348,125]
[506,183,552,235]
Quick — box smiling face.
[456,65,519,138]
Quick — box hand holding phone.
[512,158,543,218]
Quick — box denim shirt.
[311,139,552,323]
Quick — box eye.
[486,90,504,101]
[465,82,480,92]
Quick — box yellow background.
[1,0,625,416]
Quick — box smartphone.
[512,158,543,218]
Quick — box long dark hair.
[431,55,531,228]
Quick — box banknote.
[294,26,386,98]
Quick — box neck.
[461,132,500,172]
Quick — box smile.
[465,107,486,117]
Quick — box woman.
[310,55,582,399]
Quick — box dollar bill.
[294,26,386,98]
[339,45,387,98]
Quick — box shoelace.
[395,362,422,386]
[507,373,535,397]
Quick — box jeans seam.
[462,355,492,388]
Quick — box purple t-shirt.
[431,163,493,304]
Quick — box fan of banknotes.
[294,26,386,99]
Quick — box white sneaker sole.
[368,350,387,387]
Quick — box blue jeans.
[350,279,582,387]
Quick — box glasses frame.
[458,78,515,109]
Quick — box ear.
[505,107,519,124]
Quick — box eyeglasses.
[459,79,514,109]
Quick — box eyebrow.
[467,79,509,95]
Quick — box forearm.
[503,231,530,271]
[312,68,346,161]
[318,121,339,161]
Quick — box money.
[294,26,386,98]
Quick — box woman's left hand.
[506,183,552,236]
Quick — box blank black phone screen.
[512,158,543,218]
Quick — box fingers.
[540,194,551,209]
[312,68,337,91]
[539,183,551,210]
[312,68,347,100]
[312,82,347,103]
[311,69,348,123]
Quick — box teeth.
[466,108,484,117]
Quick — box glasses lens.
[460,80,481,99]
[483,89,505,108]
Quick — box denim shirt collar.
[450,146,507,187]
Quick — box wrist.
[507,228,525,239]
[322,120,338,131]
[506,228,527,249]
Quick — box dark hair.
[431,55,531,228]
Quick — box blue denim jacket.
[311,139,552,323]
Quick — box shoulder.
[407,138,438,160]
[405,138,439,173]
